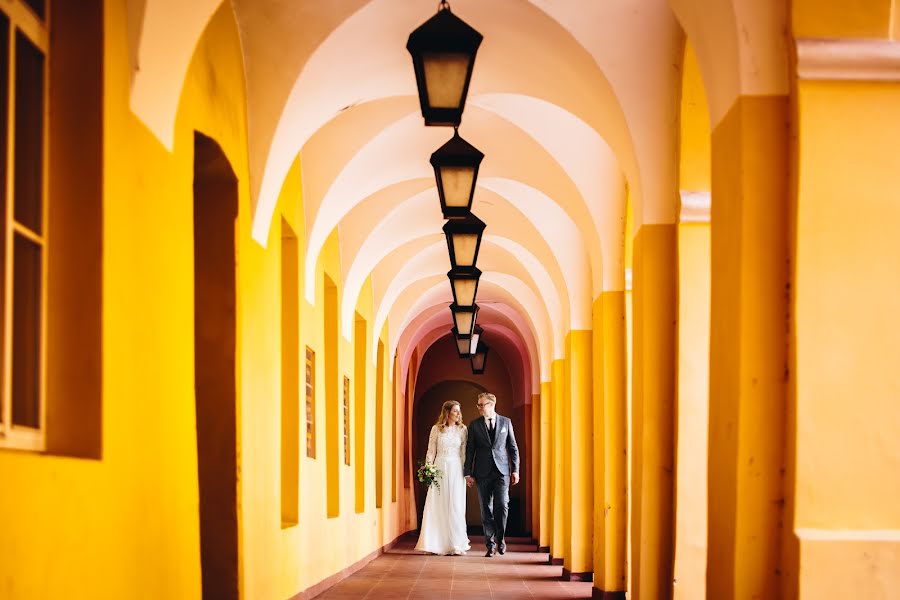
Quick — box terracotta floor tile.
[314,534,596,600]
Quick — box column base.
[548,555,564,566]
[562,568,593,582]
[591,590,625,600]
[538,545,550,553]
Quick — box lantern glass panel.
[439,165,475,208]
[451,233,479,267]
[452,310,475,336]
[423,53,469,109]
[455,335,470,355]
[452,277,477,307]
[469,331,480,353]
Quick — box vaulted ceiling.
[127,0,787,393]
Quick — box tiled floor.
[314,534,594,599]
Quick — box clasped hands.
[465,473,519,487]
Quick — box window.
[343,375,350,466]
[305,347,315,458]
[0,2,48,451]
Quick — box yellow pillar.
[530,393,541,541]
[550,358,567,565]
[538,382,552,552]
[630,223,677,600]
[707,96,788,600]
[593,291,628,599]
[787,30,900,597]
[564,331,593,579]
[673,221,710,600]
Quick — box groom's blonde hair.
[477,392,497,405]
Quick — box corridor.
[313,536,592,600]
[2,1,899,599]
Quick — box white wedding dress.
[414,424,471,555]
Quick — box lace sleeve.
[459,425,468,464]
[426,425,438,464]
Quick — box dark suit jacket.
[464,414,520,478]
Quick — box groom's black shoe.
[498,543,507,555]
[485,547,496,557]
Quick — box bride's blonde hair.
[435,400,464,431]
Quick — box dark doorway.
[192,132,239,600]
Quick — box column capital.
[797,38,900,82]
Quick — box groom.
[464,392,520,557]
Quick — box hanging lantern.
[443,213,485,268]
[449,302,478,337]
[469,324,483,356]
[470,340,489,375]
[448,266,480,308]
[406,1,483,127]
[430,130,483,218]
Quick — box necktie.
[488,418,494,438]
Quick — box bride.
[415,400,471,555]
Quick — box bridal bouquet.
[416,461,442,490]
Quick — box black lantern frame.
[430,130,484,218]
[443,213,486,269]
[451,324,482,358]
[449,302,478,337]
[470,340,489,374]
[447,266,481,308]
[406,2,483,127]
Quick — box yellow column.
[630,223,677,600]
[673,222,710,600]
[550,359,567,565]
[538,382,552,552]
[707,96,788,600]
[530,393,541,541]
[787,33,900,596]
[591,296,607,594]
[594,291,628,599]
[564,331,593,579]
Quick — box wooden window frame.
[305,346,315,458]
[0,0,49,452]
[343,375,350,466]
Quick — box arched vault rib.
[389,279,552,382]
[367,238,564,363]
[249,0,635,246]
[304,107,596,308]
[340,187,569,343]
[128,0,223,150]
[471,94,628,292]
[526,0,685,226]
[395,304,541,391]
[414,322,534,394]
[668,0,789,128]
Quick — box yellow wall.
[679,42,711,192]
[792,79,900,598]
[793,0,894,38]
[0,4,410,599]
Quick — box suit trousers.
[475,466,510,549]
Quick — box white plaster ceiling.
[128,0,788,385]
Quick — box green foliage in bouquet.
[416,460,442,490]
